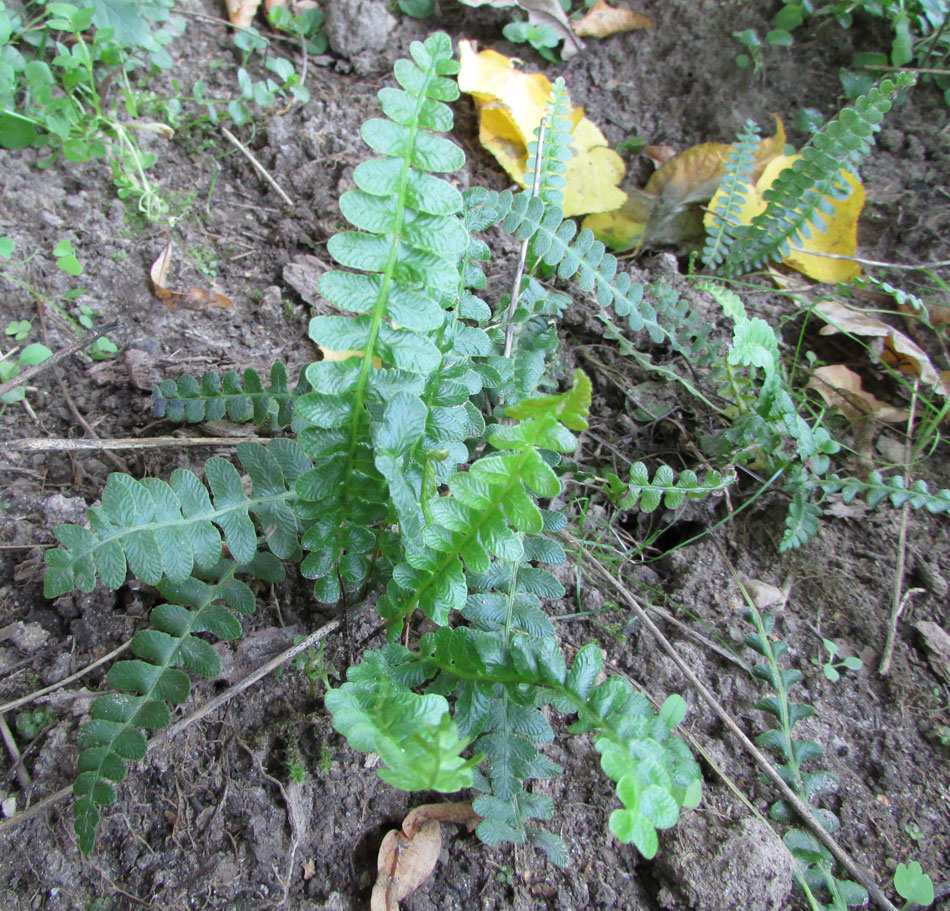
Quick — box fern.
[73,553,284,853]
[721,73,917,274]
[152,362,307,429]
[620,462,736,513]
[44,439,310,598]
[293,32,467,603]
[702,118,760,269]
[743,605,868,909]
[524,76,572,209]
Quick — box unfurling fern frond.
[73,552,285,853]
[702,118,760,269]
[722,73,916,274]
[152,363,307,429]
[44,439,311,597]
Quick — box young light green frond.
[73,553,283,853]
[722,73,916,274]
[44,440,309,598]
[152,362,306,430]
[702,118,760,269]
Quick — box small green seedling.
[54,240,82,277]
[894,860,934,909]
[290,638,337,697]
[15,707,55,741]
[5,320,32,342]
[816,638,863,682]
[503,19,562,62]
[0,340,53,405]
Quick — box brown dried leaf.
[149,241,234,310]
[370,802,480,911]
[225,0,262,28]
[573,1,651,38]
[643,145,677,168]
[815,300,943,391]
[914,621,950,684]
[741,578,788,611]
[371,820,442,911]
[403,800,480,836]
[808,364,908,423]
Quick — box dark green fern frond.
[73,552,284,853]
[723,73,916,274]
[152,363,307,430]
[702,118,760,269]
[44,439,310,597]
[291,32,468,603]
[824,471,950,513]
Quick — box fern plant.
[742,601,868,910]
[706,72,917,276]
[44,34,707,863]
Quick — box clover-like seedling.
[894,861,934,909]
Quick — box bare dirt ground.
[0,0,948,909]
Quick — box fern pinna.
[43,34,703,860]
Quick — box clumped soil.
[0,1,948,909]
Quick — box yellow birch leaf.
[706,154,865,283]
[573,0,652,38]
[458,42,625,217]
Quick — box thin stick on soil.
[879,378,920,676]
[1,436,270,454]
[0,613,347,838]
[0,714,31,790]
[0,321,118,403]
[564,533,901,911]
[220,127,294,208]
[0,643,129,716]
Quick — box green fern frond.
[702,118,760,269]
[44,439,310,597]
[73,552,284,853]
[722,73,916,274]
[375,371,590,632]
[826,471,950,513]
[620,462,736,513]
[524,76,573,208]
[292,32,468,602]
[152,363,306,429]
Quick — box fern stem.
[504,118,547,359]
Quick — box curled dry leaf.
[573,0,652,38]
[457,42,625,217]
[150,240,233,310]
[914,621,950,684]
[224,0,262,28]
[814,300,946,394]
[741,578,789,611]
[808,364,908,423]
[371,802,480,911]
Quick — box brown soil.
[0,1,948,909]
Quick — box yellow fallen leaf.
[808,364,908,423]
[319,347,382,368]
[573,0,651,38]
[706,154,864,283]
[584,118,785,251]
[458,42,625,217]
